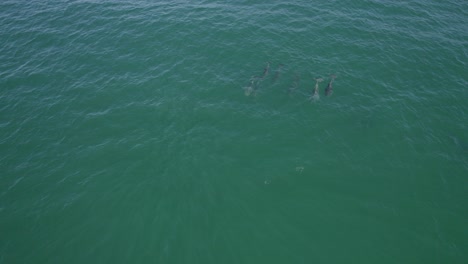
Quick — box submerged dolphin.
[310,78,323,102]
[273,64,284,82]
[261,62,270,79]
[244,76,257,96]
[324,75,336,96]
[288,74,300,96]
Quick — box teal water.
[1,0,467,263]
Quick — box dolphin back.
[324,75,336,96]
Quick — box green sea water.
[1,0,467,263]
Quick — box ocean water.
[1,0,467,263]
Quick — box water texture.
[1,0,467,263]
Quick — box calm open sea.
[1,0,467,263]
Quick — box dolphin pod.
[243,62,337,100]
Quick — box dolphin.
[244,76,256,96]
[273,64,284,82]
[310,78,323,102]
[324,74,336,96]
[288,74,300,96]
[261,62,270,79]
